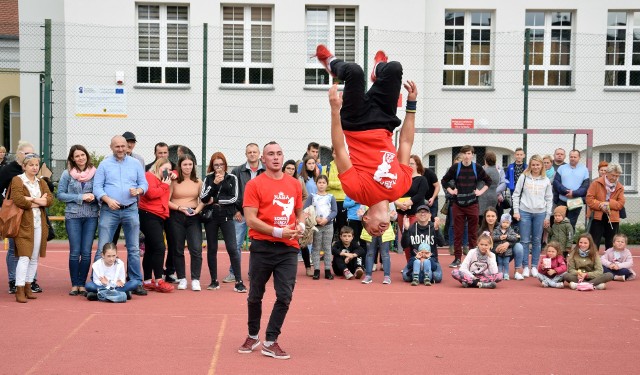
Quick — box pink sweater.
[600,248,634,270]
[537,254,567,277]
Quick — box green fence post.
[363,26,368,91]
[523,28,530,156]
[202,23,208,177]
[43,19,52,165]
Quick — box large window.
[443,10,493,87]
[305,7,356,85]
[221,5,273,85]
[137,5,190,84]
[524,11,573,87]
[605,11,640,87]
[600,151,636,189]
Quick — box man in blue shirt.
[553,149,590,229]
[93,135,148,295]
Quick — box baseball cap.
[122,131,137,142]
[416,204,430,212]
[418,242,431,252]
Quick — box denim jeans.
[403,259,442,283]
[365,237,390,277]
[512,242,524,270]
[96,204,142,284]
[6,238,17,282]
[85,280,138,293]
[205,218,241,282]
[168,210,203,280]
[519,210,545,268]
[230,216,247,275]
[66,216,98,287]
[412,258,432,280]
[496,256,510,274]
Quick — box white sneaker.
[522,267,530,278]
[177,278,187,290]
[595,283,606,290]
[530,267,539,277]
[191,280,201,291]
[514,272,524,280]
[503,273,509,281]
[569,282,578,290]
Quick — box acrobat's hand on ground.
[329,83,342,112]
[403,80,418,101]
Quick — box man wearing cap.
[400,204,444,284]
[122,131,145,168]
[93,135,148,296]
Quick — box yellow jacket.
[325,161,346,201]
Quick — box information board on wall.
[75,86,127,118]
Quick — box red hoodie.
[537,254,567,277]
[138,172,170,219]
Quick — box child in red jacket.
[536,241,567,289]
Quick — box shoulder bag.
[0,185,24,238]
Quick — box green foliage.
[575,223,640,245]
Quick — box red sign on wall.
[451,119,474,129]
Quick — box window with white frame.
[137,5,190,84]
[443,10,493,87]
[221,5,273,85]
[305,7,356,85]
[605,11,640,87]
[599,151,637,188]
[524,11,573,87]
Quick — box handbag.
[566,197,583,211]
[199,205,213,222]
[440,199,450,215]
[0,186,24,238]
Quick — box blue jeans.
[512,242,524,270]
[412,258,432,280]
[519,210,545,268]
[365,237,390,277]
[402,259,443,283]
[96,205,142,284]
[448,205,468,246]
[66,217,98,287]
[230,216,247,275]
[85,280,138,293]
[6,238,17,282]
[496,256,510,274]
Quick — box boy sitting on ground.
[331,226,365,279]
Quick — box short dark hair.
[460,145,474,154]
[307,142,320,151]
[570,149,580,156]
[484,151,496,166]
[340,226,354,235]
[515,147,523,152]
[154,142,169,153]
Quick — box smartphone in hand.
[162,169,169,179]
[186,207,195,216]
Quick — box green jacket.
[549,218,573,250]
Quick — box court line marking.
[208,314,228,375]
[26,313,95,375]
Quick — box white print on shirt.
[272,192,294,227]
[373,151,398,189]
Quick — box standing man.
[145,142,171,171]
[553,149,590,229]
[226,143,265,283]
[506,147,527,196]
[297,142,323,175]
[423,166,440,221]
[237,141,303,360]
[122,131,145,168]
[93,135,148,296]
[441,145,492,268]
[552,148,566,172]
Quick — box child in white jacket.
[601,233,635,281]
[451,231,503,289]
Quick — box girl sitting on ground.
[601,233,635,281]
[535,241,567,288]
[451,231,503,289]
[563,233,613,290]
[85,243,138,301]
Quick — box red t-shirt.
[339,129,412,206]
[243,173,302,248]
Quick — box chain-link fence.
[1,21,639,226]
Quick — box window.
[600,151,636,188]
[137,5,190,84]
[305,7,356,85]
[605,11,640,87]
[221,5,273,85]
[501,154,510,169]
[427,155,437,172]
[524,11,573,87]
[443,10,493,87]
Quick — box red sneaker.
[261,342,290,360]
[155,279,175,293]
[370,50,388,82]
[314,44,335,77]
[142,281,156,291]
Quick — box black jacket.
[230,162,265,215]
[401,221,444,262]
[200,172,239,219]
[0,161,23,205]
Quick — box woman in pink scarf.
[57,145,99,296]
[586,163,625,251]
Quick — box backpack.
[454,162,478,207]
[456,162,477,180]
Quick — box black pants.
[300,245,311,269]
[589,214,619,250]
[332,200,347,240]
[332,254,362,275]
[331,59,402,132]
[204,217,241,282]
[347,219,367,249]
[247,241,297,342]
[164,218,176,275]
[168,210,203,280]
[139,209,166,280]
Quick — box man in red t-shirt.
[316,45,417,237]
[237,141,304,360]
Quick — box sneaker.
[522,267,530,278]
[222,274,236,283]
[424,278,432,286]
[541,279,549,288]
[463,246,470,255]
[555,283,564,289]
[343,269,354,280]
[165,273,178,284]
[126,291,132,300]
[448,259,461,268]
[177,278,188,290]
[595,283,606,290]
[614,275,626,282]
[461,281,469,288]
[133,284,148,296]
[234,281,247,293]
[362,275,373,284]
[191,280,201,291]
[155,279,175,293]
[382,276,391,284]
[514,272,524,281]
[530,267,539,277]
[503,273,510,281]
[238,336,260,354]
[479,281,496,289]
[372,264,377,272]
[86,292,98,301]
[314,44,335,77]
[411,278,419,286]
[30,281,43,293]
[370,50,388,82]
[8,280,16,294]
[142,281,156,292]
[569,282,578,290]
[627,273,636,281]
[207,281,220,290]
[354,268,364,279]
[261,342,290,360]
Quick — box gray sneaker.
[222,274,236,283]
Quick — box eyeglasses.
[213,163,224,168]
